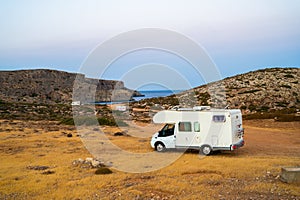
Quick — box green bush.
[284,74,294,78]
[115,120,129,127]
[97,117,116,126]
[60,116,128,127]
[240,105,247,110]
[95,167,113,175]
[244,113,300,122]
[238,89,261,94]
[275,102,288,107]
[280,85,291,89]
[248,104,257,112]
[258,106,269,112]
[276,115,300,122]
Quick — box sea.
[94,90,183,105]
[133,90,183,101]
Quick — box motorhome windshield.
[159,124,175,137]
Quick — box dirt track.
[240,120,300,157]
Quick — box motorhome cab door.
[175,122,200,147]
[158,124,176,148]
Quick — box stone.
[41,170,55,175]
[91,160,101,168]
[85,157,93,163]
[280,167,300,183]
[27,165,49,170]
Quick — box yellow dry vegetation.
[0,120,299,199]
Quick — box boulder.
[280,167,300,183]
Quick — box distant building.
[71,101,81,106]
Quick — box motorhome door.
[158,124,176,148]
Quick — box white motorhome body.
[150,107,244,155]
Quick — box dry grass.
[0,120,299,199]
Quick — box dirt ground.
[241,120,300,157]
[0,119,299,200]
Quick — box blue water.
[94,90,183,105]
[134,90,183,101]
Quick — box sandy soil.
[0,119,299,200]
[240,120,300,157]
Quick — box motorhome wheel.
[155,143,166,152]
[200,145,212,155]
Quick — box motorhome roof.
[173,106,240,113]
[153,109,241,124]
[174,106,211,111]
[175,109,240,113]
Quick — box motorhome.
[150,106,244,155]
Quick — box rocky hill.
[194,67,299,113]
[134,67,299,116]
[0,69,142,104]
[0,67,299,122]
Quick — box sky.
[0,0,299,90]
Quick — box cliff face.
[0,69,140,104]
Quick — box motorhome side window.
[178,122,192,132]
[213,115,226,122]
[194,122,200,132]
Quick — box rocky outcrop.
[0,69,142,104]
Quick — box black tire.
[155,142,166,152]
[200,145,212,156]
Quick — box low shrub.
[240,105,247,110]
[276,115,300,122]
[248,104,257,112]
[257,106,269,112]
[284,74,294,78]
[60,116,128,127]
[238,89,261,94]
[244,113,300,122]
[95,167,113,175]
[60,118,75,125]
[115,120,129,127]
[280,85,291,89]
[97,117,117,126]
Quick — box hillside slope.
[135,68,299,117]
[194,67,299,112]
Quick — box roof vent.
[193,106,211,111]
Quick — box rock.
[27,165,49,170]
[280,167,300,183]
[41,170,55,175]
[91,160,101,168]
[85,157,93,162]
[125,183,134,187]
[72,158,84,166]
[73,158,104,168]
